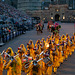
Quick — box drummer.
[42,49,53,75]
[4,55,12,75]
[55,33,60,44]
[0,53,3,75]
[41,38,46,50]
[4,54,21,75]
[52,47,58,74]
[20,44,26,53]
[6,47,14,56]
[17,47,24,60]
[27,40,34,57]
[71,36,75,53]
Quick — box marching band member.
[42,49,53,75]
[26,50,31,56]
[4,53,21,75]
[46,36,50,44]
[71,36,75,53]
[52,49,58,74]
[6,47,14,56]
[0,53,3,75]
[66,34,70,40]
[52,46,60,74]
[69,38,73,56]
[4,54,12,75]
[61,34,66,41]
[29,60,42,75]
[27,40,34,57]
[23,54,42,75]
[20,44,26,53]
[41,38,46,50]
[72,35,75,49]
[55,34,60,44]
[30,54,42,75]
[33,44,41,59]
[58,41,64,63]
[29,40,34,49]
[67,40,71,56]
[35,40,41,53]
[22,49,32,74]
[15,56,22,75]
[0,33,75,75]
[73,33,75,41]
[55,46,60,67]
[17,47,24,60]
[22,52,33,74]
[49,48,53,75]
[35,40,40,47]
[62,41,67,60]
[58,46,64,64]
[3,47,14,75]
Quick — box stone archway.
[55,14,60,21]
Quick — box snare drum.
[43,57,52,66]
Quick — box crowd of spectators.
[0,1,32,24]
[0,1,33,43]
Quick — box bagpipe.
[39,50,53,67]
[22,49,51,69]
[22,55,42,70]
[1,50,11,59]
[22,54,33,69]
[1,50,19,69]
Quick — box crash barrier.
[0,30,25,46]
[0,23,35,46]
[1,30,24,43]
[0,27,22,46]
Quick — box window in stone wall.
[29,0,32,1]
[55,9,59,12]
[51,13,53,15]
[62,13,64,15]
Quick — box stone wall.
[26,4,75,22]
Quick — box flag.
[22,59,26,63]
[28,57,32,62]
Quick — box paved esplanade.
[0,22,75,75]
